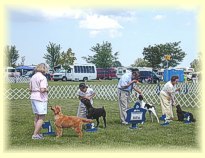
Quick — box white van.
[53,64,97,81]
[5,67,15,77]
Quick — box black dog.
[80,98,106,128]
[176,105,196,122]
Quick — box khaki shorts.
[31,99,47,115]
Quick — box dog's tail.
[81,118,93,124]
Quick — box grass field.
[6,97,200,152]
[8,80,119,89]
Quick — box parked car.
[156,72,163,81]
[139,71,160,84]
[22,70,53,81]
[187,72,192,81]
[21,70,34,78]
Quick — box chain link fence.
[5,78,201,108]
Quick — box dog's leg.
[103,116,106,128]
[56,127,62,138]
[96,118,99,127]
[148,111,153,122]
[75,126,83,138]
[151,109,159,123]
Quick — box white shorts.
[31,100,47,115]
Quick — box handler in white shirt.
[159,76,180,120]
[117,69,142,125]
[76,83,96,118]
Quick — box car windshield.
[56,69,66,73]
[25,71,33,75]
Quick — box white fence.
[6,77,31,83]
[5,81,201,108]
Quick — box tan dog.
[51,105,93,138]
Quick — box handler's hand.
[85,96,91,100]
[132,80,138,83]
[176,88,180,92]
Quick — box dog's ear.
[138,95,143,100]
[50,106,54,110]
[56,106,61,111]
[53,105,61,114]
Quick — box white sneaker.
[32,134,44,140]
[38,134,43,138]
[122,122,128,125]
[165,119,173,123]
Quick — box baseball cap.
[79,83,88,88]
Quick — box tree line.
[4,41,201,72]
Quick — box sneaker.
[122,122,129,125]
[166,119,173,123]
[32,134,44,140]
[38,134,43,138]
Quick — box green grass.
[6,98,200,152]
[8,80,119,89]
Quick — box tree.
[59,48,77,70]
[20,56,25,66]
[82,41,119,68]
[112,61,122,67]
[43,42,61,70]
[142,41,186,68]
[190,59,200,72]
[5,45,20,67]
[190,52,201,72]
[131,58,149,67]
[112,52,122,67]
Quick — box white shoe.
[122,122,128,125]
[38,134,43,138]
[32,134,44,140]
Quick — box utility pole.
[164,55,171,81]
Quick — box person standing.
[159,76,180,121]
[117,69,142,125]
[29,63,49,140]
[76,83,96,118]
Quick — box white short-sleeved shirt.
[77,88,95,106]
[161,81,176,97]
[117,72,132,92]
[30,72,48,102]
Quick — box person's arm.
[121,80,138,89]
[78,92,95,100]
[175,87,180,92]
[133,87,142,95]
[78,96,83,100]
[40,77,48,93]
[86,92,96,100]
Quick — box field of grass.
[8,79,119,89]
[5,97,200,152]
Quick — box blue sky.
[7,7,198,68]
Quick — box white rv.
[116,67,129,79]
[53,64,97,81]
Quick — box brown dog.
[51,105,93,138]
